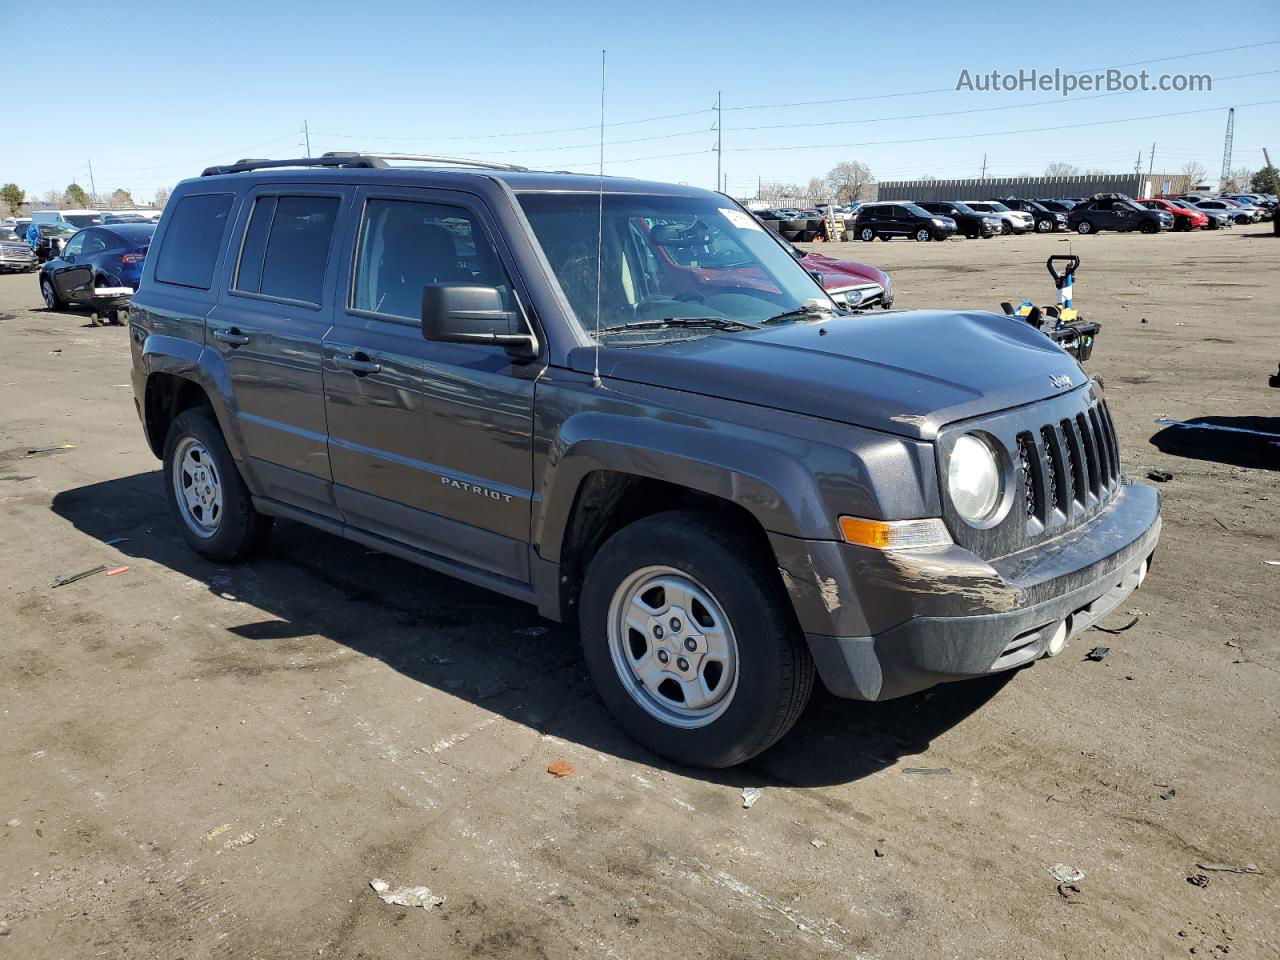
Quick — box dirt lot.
[1,228,1277,959]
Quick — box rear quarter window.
[154,193,234,289]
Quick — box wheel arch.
[141,337,245,462]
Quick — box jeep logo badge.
[1050,374,1073,389]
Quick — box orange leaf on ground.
[546,759,575,778]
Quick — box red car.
[1138,197,1209,231]
[794,245,893,309]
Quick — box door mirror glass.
[421,283,536,357]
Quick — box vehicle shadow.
[50,471,1012,789]
[1150,416,1280,471]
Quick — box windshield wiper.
[597,316,760,338]
[761,303,841,325]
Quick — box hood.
[799,250,888,289]
[569,309,1086,440]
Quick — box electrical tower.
[1220,107,1234,189]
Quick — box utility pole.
[1134,151,1142,175]
[1147,142,1156,176]
[1220,107,1235,190]
[715,92,722,194]
[87,158,97,204]
[304,120,311,156]
[980,153,987,181]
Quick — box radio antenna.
[592,49,605,388]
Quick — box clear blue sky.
[7,0,1278,204]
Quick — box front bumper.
[774,481,1161,701]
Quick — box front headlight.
[931,218,944,225]
[948,434,1002,524]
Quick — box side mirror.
[421,283,537,358]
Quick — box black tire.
[1235,214,1250,225]
[1076,220,1094,235]
[1139,220,1158,235]
[1000,221,1012,235]
[858,226,876,242]
[162,407,272,562]
[40,275,63,310]
[579,510,815,768]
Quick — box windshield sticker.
[720,208,763,232]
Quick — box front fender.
[533,405,934,563]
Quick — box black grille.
[938,388,1125,561]
[1021,400,1121,529]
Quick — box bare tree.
[825,161,873,203]
[1044,162,1080,177]
[42,189,65,207]
[153,187,171,208]
[1225,166,1254,192]
[804,177,827,202]
[1180,160,1208,186]
[758,180,803,202]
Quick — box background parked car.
[963,201,1033,234]
[38,222,155,311]
[0,225,37,272]
[28,222,79,261]
[31,209,105,229]
[1137,197,1209,231]
[1068,194,1171,234]
[916,200,1000,238]
[1167,199,1231,229]
[852,202,956,241]
[1034,199,1078,212]
[992,197,1067,232]
[1189,198,1260,225]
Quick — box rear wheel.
[1036,218,1053,232]
[579,511,814,768]
[914,227,931,242]
[859,226,876,242]
[1076,220,1094,235]
[162,407,272,562]
[1139,220,1158,234]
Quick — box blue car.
[39,223,156,314]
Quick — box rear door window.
[234,195,340,306]
[154,193,234,289]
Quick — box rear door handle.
[212,328,250,346]
[334,353,381,375]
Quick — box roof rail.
[200,155,388,177]
[322,152,528,172]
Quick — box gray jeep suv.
[128,153,1161,768]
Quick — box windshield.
[0,227,18,242]
[947,202,974,214]
[901,203,934,217]
[63,214,103,227]
[518,192,833,342]
[40,224,76,237]
[984,202,1011,212]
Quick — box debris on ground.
[370,878,445,909]
[1090,615,1140,635]
[902,767,951,776]
[425,654,455,665]
[874,848,885,858]
[1264,560,1280,567]
[1085,646,1110,662]
[5,818,20,827]
[1049,863,1085,884]
[50,564,108,588]
[1057,882,1083,901]
[741,787,764,809]
[1147,469,1173,482]
[223,832,256,849]
[547,759,575,778]
[810,838,826,849]
[106,566,129,577]
[1159,786,1177,800]
[1187,874,1210,888]
[23,444,74,457]
[1196,862,1262,875]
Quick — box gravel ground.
[0,226,1276,959]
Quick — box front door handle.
[334,353,381,375]
[212,328,250,347]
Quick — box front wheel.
[579,511,815,768]
[914,227,931,242]
[40,276,63,310]
[859,226,876,242]
[1036,219,1053,232]
[1140,220,1158,234]
[162,407,272,562]
[1076,220,1094,235]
